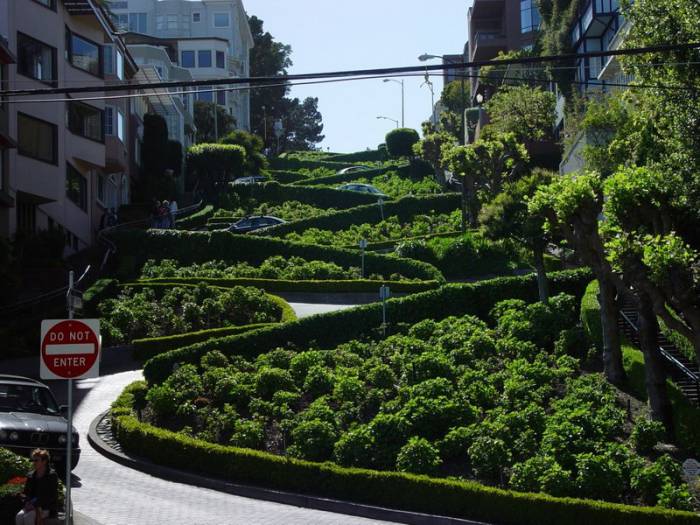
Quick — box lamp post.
[262,105,267,146]
[376,115,399,128]
[419,53,467,145]
[382,79,404,127]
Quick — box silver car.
[0,375,80,470]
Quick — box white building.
[109,0,254,131]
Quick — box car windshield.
[0,384,60,415]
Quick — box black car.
[0,375,80,471]
[227,215,286,233]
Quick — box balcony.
[105,136,128,172]
[572,0,620,44]
[470,31,507,62]
[470,0,505,20]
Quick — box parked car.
[336,183,387,198]
[228,215,286,233]
[337,166,369,175]
[232,176,267,185]
[0,375,80,471]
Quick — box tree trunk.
[533,247,549,303]
[637,295,674,435]
[598,275,626,385]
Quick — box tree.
[413,122,456,184]
[194,101,236,143]
[483,85,556,143]
[385,128,419,159]
[442,133,528,228]
[439,80,470,141]
[220,130,268,175]
[186,144,246,199]
[481,169,554,302]
[248,16,324,151]
[138,113,177,200]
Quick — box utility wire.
[2,41,699,98]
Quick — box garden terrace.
[227,181,380,210]
[108,230,444,282]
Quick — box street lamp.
[419,53,467,145]
[376,115,399,128]
[382,79,404,127]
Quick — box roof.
[0,375,47,388]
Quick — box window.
[216,51,225,68]
[181,50,195,68]
[66,28,102,77]
[31,0,56,10]
[198,50,212,68]
[197,87,213,103]
[97,173,105,205]
[66,163,87,212]
[0,149,5,193]
[103,45,114,74]
[105,106,113,135]
[520,0,540,33]
[214,13,230,27]
[17,33,57,86]
[128,13,147,33]
[115,49,124,80]
[217,90,226,106]
[110,1,128,8]
[192,12,201,22]
[115,13,128,30]
[67,101,104,142]
[105,107,125,141]
[167,14,178,30]
[156,15,164,30]
[18,113,57,164]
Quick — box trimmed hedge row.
[580,281,700,456]
[136,277,441,294]
[83,278,119,316]
[132,323,274,361]
[259,194,461,238]
[229,181,379,210]
[111,388,699,525]
[176,204,214,229]
[266,170,310,184]
[324,150,386,163]
[348,230,462,252]
[291,164,404,187]
[269,157,356,171]
[110,230,444,282]
[143,268,592,384]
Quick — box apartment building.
[467,0,540,104]
[0,0,138,254]
[560,0,628,173]
[109,0,254,131]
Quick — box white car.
[337,183,388,198]
[337,166,369,175]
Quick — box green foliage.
[219,130,268,175]
[396,437,441,475]
[630,419,666,454]
[213,200,334,223]
[176,204,214,229]
[138,113,178,201]
[350,171,442,198]
[288,420,337,462]
[385,128,420,158]
[0,447,31,482]
[98,284,282,345]
[186,144,246,199]
[193,101,236,143]
[483,86,557,143]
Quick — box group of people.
[15,449,58,525]
[151,199,178,229]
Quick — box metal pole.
[382,295,387,337]
[400,80,405,128]
[213,102,218,141]
[378,198,385,221]
[65,270,74,525]
[361,248,365,278]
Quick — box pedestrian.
[15,448,58,525]
[161,200,172,229]
[106,207,118,228]
[151,200,161,228]
[169,199,178,227]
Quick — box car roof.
[0,375,48,388]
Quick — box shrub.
[230,419,266,449]
[468,436,512,481]
[630,418,666,454]
[254,367,296,399]
[396,437,442,475]
[288,420,337,462]
[187,143,246,198]
[386,128,420,158]
[333,425,374,468]
[574,452,625,501]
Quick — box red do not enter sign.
[40,319,101,380]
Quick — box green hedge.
[136,277,441,294]
[580,281,700,456]
[111,389,698,525]
[349,230,462,252]
[324,150,386,163]
[259,194,460,238]
[176,204,214,229]
[143,269,592,384]
[83,278,119,316]
[132,323,274,361]
[291,164,404,187]
[266,170,310,184]
[110,230,444,282]
[269,157,356,171]
[229,181,379,210]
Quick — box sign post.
[40,268,97,525]
[359,239,368,278]
[377,198,385,221]
[379,285,391,337]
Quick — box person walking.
[168,199,178,228]
[151,200,161,228]
[15,449,59,525]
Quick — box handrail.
[619,309,700,383]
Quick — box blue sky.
[242,0,471,153]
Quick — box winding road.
[4,302,396,525]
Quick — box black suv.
[0,375,80,470]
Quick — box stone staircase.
[617,295,700,407]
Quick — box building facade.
[0,0,139,254]
[109,0,254,131]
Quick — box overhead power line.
[1,41,699,98]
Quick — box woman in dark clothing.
[16,448,58,525]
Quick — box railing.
[619,309,700,401]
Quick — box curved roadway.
[6,302,395,525]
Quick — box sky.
[242,0,471,153]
